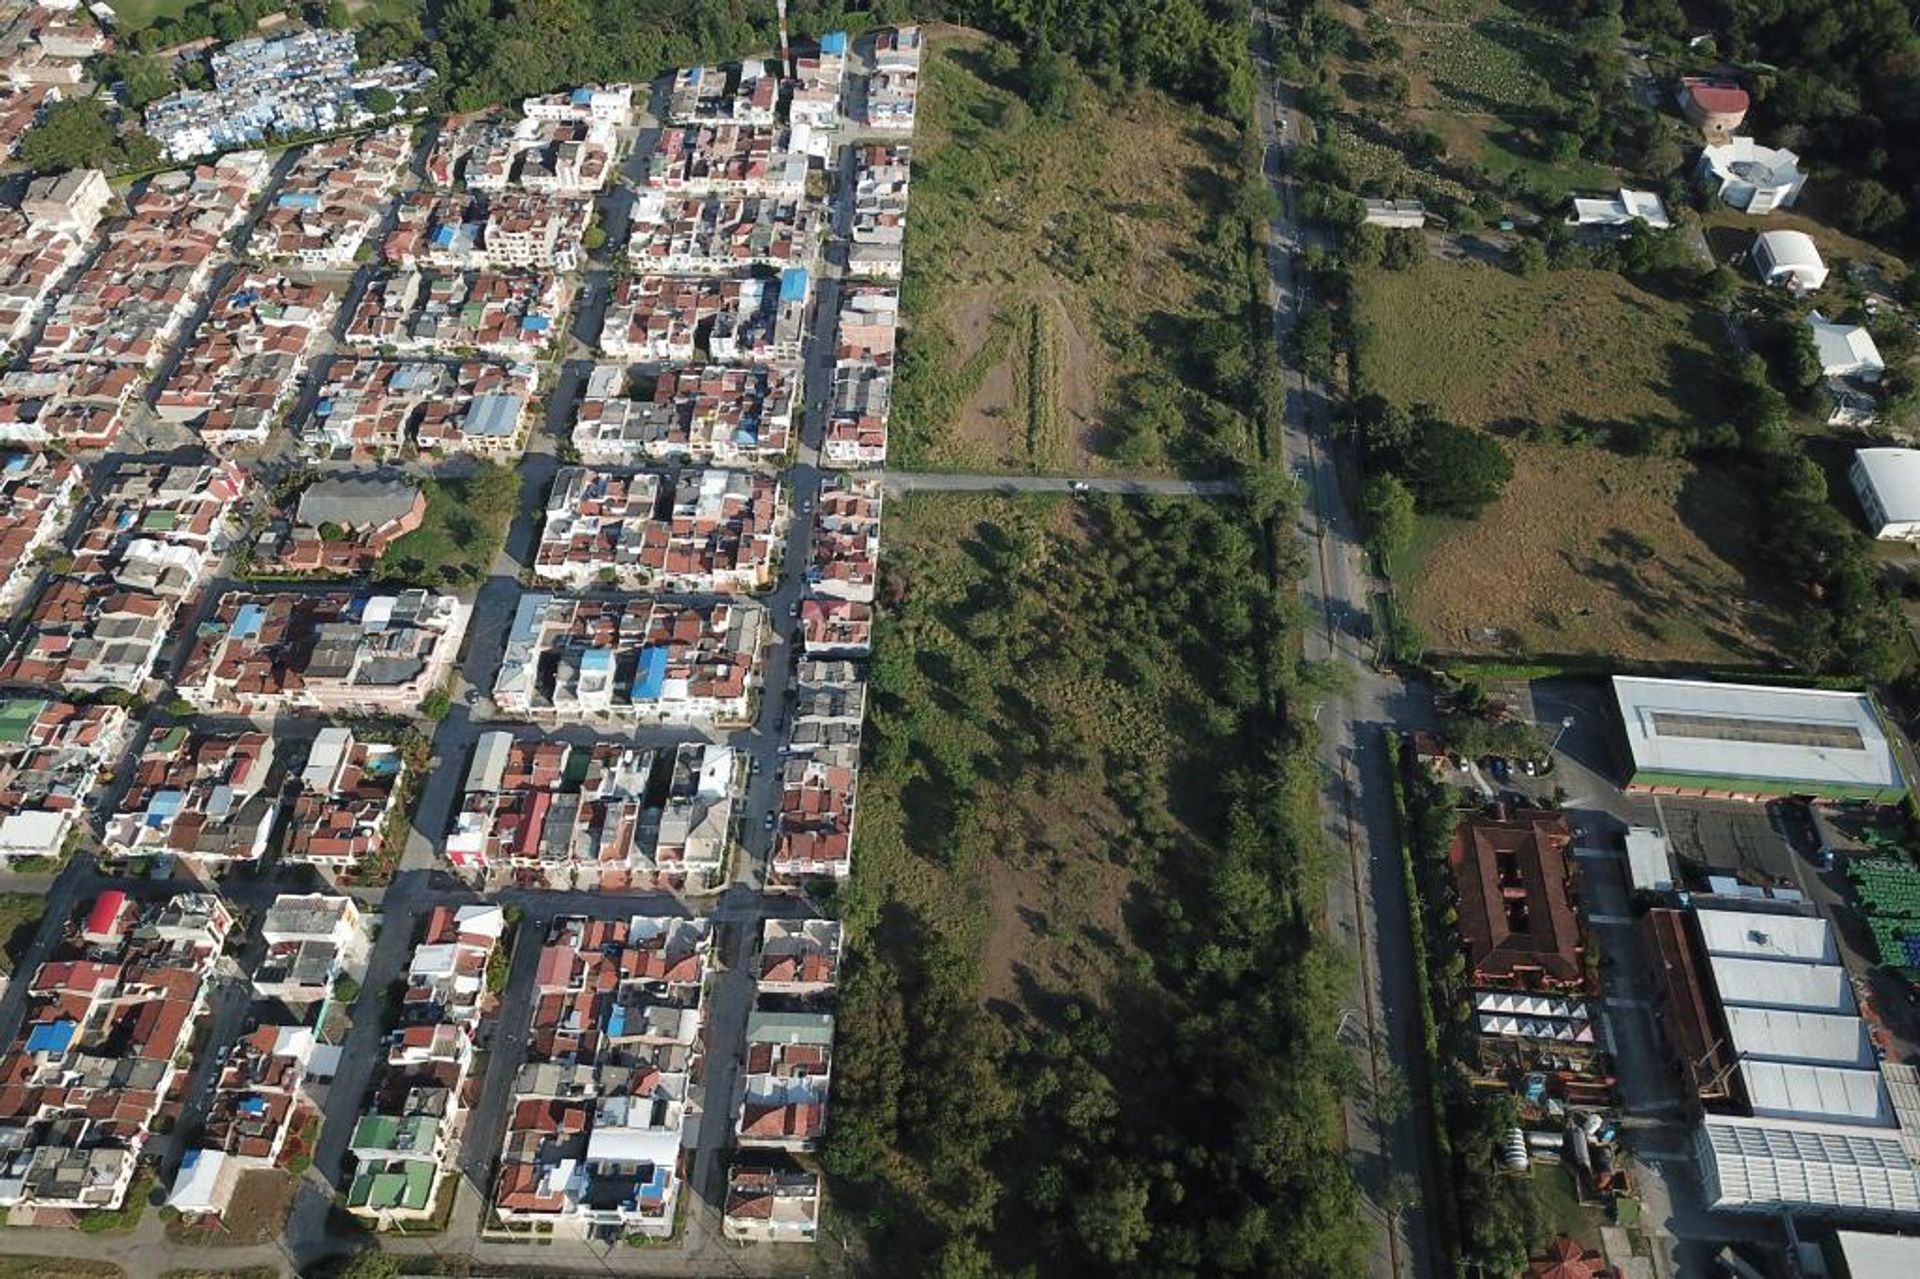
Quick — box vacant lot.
[1401,442,1794,663]
[896,32,1246,473]
[1355,260,1721,436]
[1357,260,1796,664]
[0,892,48,974]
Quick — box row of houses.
[490,915,712,1237]
[446,736,737,891]
[721,918,842,1242]
[345,904,506,1225]
[534,466,785,593]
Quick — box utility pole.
[776,0,794,79]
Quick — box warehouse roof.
[1611,676,1902,794]
[1723,1005,1875,1069]
[1741,1060,1893,1127]
[1696,907,1839,964]
[1699,1114,1920,1216]
[1709,954,1856,1014]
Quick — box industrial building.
[1611,676,1906,802]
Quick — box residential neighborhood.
[11,2,1920,1278]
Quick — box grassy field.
[895,31,1250,473]
[0,892,48,974]
[1357,260,1796,664]
[1354,260,1722,436]
[373,462,517,588]
[106,0,204,29]
[0,1263,119,1279]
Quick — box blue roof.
[465,393,524,438]
[521,314,551,332]
[1,454,27,474]
[276,191,319,209]
[779,267,809,303]
[431,225,456,247]
[240,1096,269,1116]
[580,646,614,675]
[606,1004,626,1037]
[146,789,185,826]
[638,1164,669,1200]
[632,645,669,701]
[25,1020,75,1056]
[821,31,848,55]
[571,87,593,104]
[231,603,267,639]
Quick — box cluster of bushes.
[1353,394,1513,522]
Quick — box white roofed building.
[1811,313,1886,382]
[1611,676,1904,802]
[1569,188,1671,230]
[1853,449,1920,543]
[1753,229,1828,293]
[1698,137,1807,213]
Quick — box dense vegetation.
[424,0,1255,117]
[830,493,1361,1277]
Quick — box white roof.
[1742,1059,1893,1126]
[1611,676,1901,793]
[1756,228,1824,271]
[1699,1113,1920,1215]
[168,1149,235,1214]
[1710,954,1856,1014]
[1855,448,1920,526]
[1701,136,1804,187]
[1810,312,1885,376]
[0,810,66,855]
[1835,1229,1920,1273]
[1625,827,1673,891]
[1570,188,1671,229]
[1723,1005,1875,1068]
[585,1125,682,1168]
[454,903,506,940]
[1696,907,1838,963]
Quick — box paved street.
[1252,9,1440,1278]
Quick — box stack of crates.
[1847,857,1920,977]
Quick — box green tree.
[1072,1172,1153,1264]
[18,99,116,172]
[1362,472,1416,566]
[1381,228,1427,271]
[1509,239,1548,277]
[325,0,353,29]
[363,86,398,115]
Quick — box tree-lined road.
[880,470,1239,496]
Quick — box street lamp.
[1549,715,1575,755]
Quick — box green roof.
[140,510,178,532]
[0,699,47,746]
[349,1160,435,1210]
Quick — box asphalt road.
[1251,9,1441,1278]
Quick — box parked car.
[1486,756,1511,784]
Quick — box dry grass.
[0,1262,120,1279]
[163,1169,293,1247]
[900,31,1241,472]
[1354,260,1722,435]
[1401,442,1795,664]
[1355,260,1797,664]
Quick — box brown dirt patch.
[164,1169,293,1247]
[1403,442,1795,665]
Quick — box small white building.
[1698,137,1807,213]
[1852,447,1920,541]
[1752,229,1827,293]
[1809,312,1885,382]
[1569,188,1670,230]
[1361,198,1427,229]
